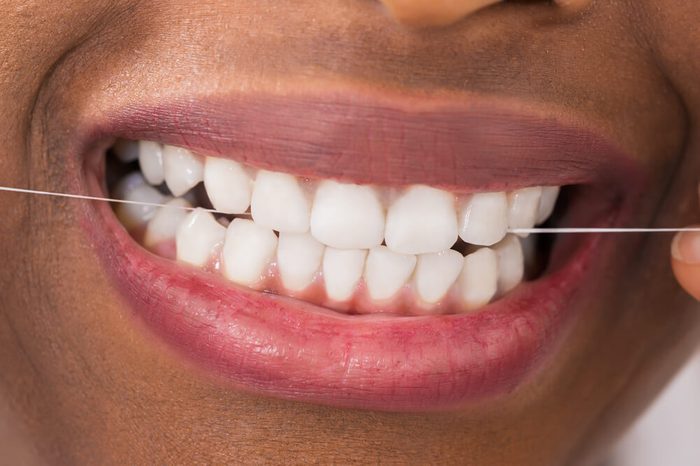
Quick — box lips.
[74,91,641,411]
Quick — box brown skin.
[1,1,699,464]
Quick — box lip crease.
[74,91,643,411]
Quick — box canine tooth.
[493,235,524,294]
[138,141,165,185]
[536,186,560,224]
[222,219,278,286]
[322,248,367,302]
[414,250,463,304]
[364,246,416,301]
[163,145,204,196]
[144,198,192,248]
[385,185,458,255]
[459,248,498,311]
[508,187,543,234]
[175,208,226,268]
[113,173,167,230]
[458,192,508,246]
[203,157,252,214]
[310,180,385,249]
[277,233,324,292]
[113,140,139,163]
[251,170,310,233]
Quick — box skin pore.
[1,0,700,464]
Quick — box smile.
[79,92,639,411]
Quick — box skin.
[1,0,699,464]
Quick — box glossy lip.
[76,91,643,411]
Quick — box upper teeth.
[111,140,562,316]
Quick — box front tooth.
[310,180,385,249]
[459,248,498,311]
[458,192,508,246]
[138,141,165,185]
[163,145,204,196]
[113,140,139,163]
[414,250,463,304]
[508,187,543,234]
[493,235,524,294]
[203,157,252,214]
[113,173,167,230]
[144,198,192,248]
[364,246,416,301]
[277,233,325,292]
[322,248,367,302]
[536,186,560,224]
[175,208,226,268]
[385,185,458,255]
[222,219,278,286]
[251,170,310,233]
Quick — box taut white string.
[2,185,699,234]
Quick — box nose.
[379,0,593,28]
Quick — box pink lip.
[75,92,642,411]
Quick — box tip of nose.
[380,0,501,28]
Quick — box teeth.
[163,145,204,196]
[322,248,367,302]
[493,236,524,295]
[508,187,543,235]
[364,246,416,301]
[144,198,192,248]
[458,192,508,246]
[414,250,463,305]
[222,219,278,286]
[251,170,310,233]
[113,140,139,163]
[138,141,165,185]
[203,157,252,214]
[537,186,560,224]
[277,233,325,292]
[385,185,458,255]
[459,248,499,311]
[175,208,226,268]
[113,172,167,230]
[310,180,385,249]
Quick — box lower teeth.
[108,140,561,316]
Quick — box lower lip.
[84,172,606,412]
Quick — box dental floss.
[2,185,700,234]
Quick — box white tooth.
[175,208,226,268]
[138,141,165,185]
[508,187,543,235]
[113,173,167,230]
[458,192,508,246]
[536,186,560,224]
[163,145,204,197]
[222,219,278,286]
[277,233,324,292]
[203,157,252,214]
[310,180,385,249]
[364,246,416,301]
[322,248,367,302]
[113,140,139,163]
[493,235,524,294]
[251,170,310,233]
[414,250,463,304]
[459,248,498,311]
[385,185,458,255]
[144,198,192,248]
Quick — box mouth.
[77,92,640,411]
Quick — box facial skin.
[1,0,700,464]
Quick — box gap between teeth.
[112,140,562,316]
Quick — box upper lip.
[76,90,643,411]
